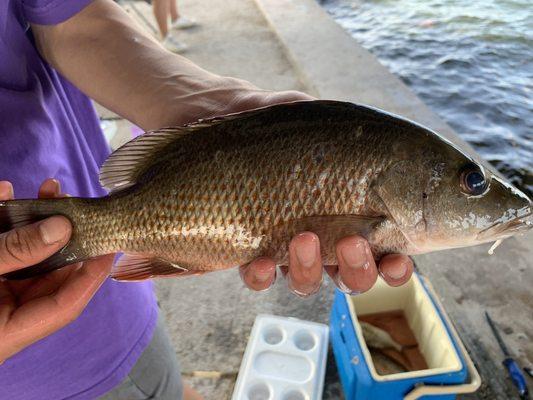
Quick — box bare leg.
[183,383,204,400]
[170,0,180,23]
[153,0,170,38]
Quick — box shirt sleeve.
[21,0,94,25]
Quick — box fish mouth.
[476,207,533,241]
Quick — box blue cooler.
[330,273,481,400]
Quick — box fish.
[0,100,531,281]
[360,322,403,352]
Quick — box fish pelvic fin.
[0,198,90,280]
[111,253,194,281]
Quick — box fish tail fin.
[0,198,90,280]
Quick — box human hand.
[0,179,113,364]
[160,76,315,127]
[197,77,315,119]
[240,233,414,297]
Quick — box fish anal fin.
[111,253,191,281]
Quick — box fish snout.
[476,206,532,241]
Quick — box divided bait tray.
[330,273,481,400]
[232,314,329,400]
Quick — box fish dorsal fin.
[100,100,395,193]
[99,127,193,193]
[98,111,258,193]
[99,109,262,193]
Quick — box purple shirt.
[0,1,158,399]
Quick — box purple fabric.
[0,1,158,399]
[131,124,144,139]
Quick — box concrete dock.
[101,1,533,398]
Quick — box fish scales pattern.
[73,117,392,271]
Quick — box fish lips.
[476,207,533,241]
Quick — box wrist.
[139,75,260,130]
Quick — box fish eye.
[460,163,488,196]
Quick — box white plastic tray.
[232,314,329,400]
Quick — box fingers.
[2,254,113,359]
[331,236,378,295]
[51,254,114,322]
[378,254,414,287]
[0,178,72,275]
[239,257,276,291]
[0,217,72,275]
[264,90,315,104]
[231,88,315,115]
[287,232,323,297]
[0,178,111,363]
[0,181,14,200]
[38,178,61,199]
[14,263,82,304]
[241,233,413,297]
[5,179,68,292]
[240,233,412,297]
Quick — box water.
[323,0,532,197]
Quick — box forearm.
[31,0,246,130]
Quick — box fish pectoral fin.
[111,253,190,281]
[274,214,385,240]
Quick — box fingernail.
[336,276,361,296]
[288,276,322,298]
[39,216,71,245]
[51,179,61,196]
[340,240,370,270]
[0,181,14,199]
[6,184,14,199]
[294,234,318,268]
[384,263,407,280]
[255,270,273,282]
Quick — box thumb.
[0,216,72,275]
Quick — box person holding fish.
[0,0,416,399]
[3,0,530,399]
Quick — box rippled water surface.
[323,0,532,196]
